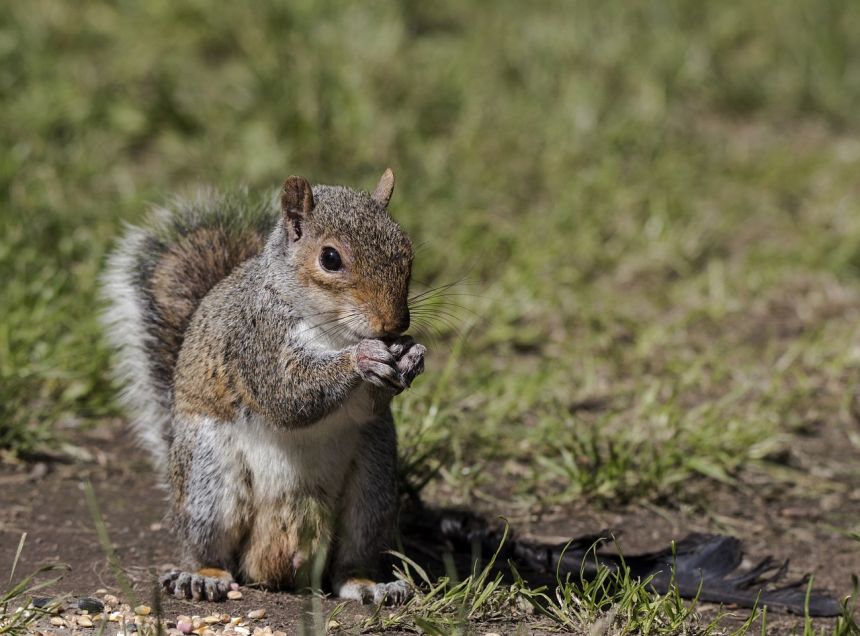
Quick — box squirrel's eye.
[320,247,343,272]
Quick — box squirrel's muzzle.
[377,309,410,338]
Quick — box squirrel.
[100,169,426,605]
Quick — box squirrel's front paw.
[354,339,405,392]
[391,339,426,388]
[161,570,233,602]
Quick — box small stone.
[103,594,119,606]
[227,590,243,600]
[326,620,340,630]
[77,616,94,628]
[247,609,265,620]
[108,611,123,622]
[95,589,107,595]
[177,620,193,634]
[235,628,250,636]
[77,598,105,613]
[273,631,287,636]
[50,617,67,627]
[203,615,221,625]
[134,605,151,616]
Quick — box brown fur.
[241,494,332,588]
[151,227,265,392]
[197,567,232,580]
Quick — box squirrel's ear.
[281,176,315,241]
[371,168,395,207]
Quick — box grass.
[0,535,67,636]
[4,0,860,633]
[333,538,860,635]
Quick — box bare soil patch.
[2,421,858,635]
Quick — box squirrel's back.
[101,189,278,472]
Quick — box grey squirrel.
[101,169,424,605]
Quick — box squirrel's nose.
[382,311,410,336]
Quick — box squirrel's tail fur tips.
[100,189,278,472]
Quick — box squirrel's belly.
[231,388,375,586]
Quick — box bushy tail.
[100,188,277,473]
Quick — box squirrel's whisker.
[408,278,469,302]
[409,300,480,318]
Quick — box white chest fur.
[233,384,375,502]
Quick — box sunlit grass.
[3,2,860,631]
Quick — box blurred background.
[3,0,860,516]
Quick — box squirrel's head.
[279,169,413,342]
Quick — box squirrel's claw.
[337,578,412,606]
[161,570,232,602]
[372,580,412,606]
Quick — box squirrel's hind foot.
[161,569,233,602]
[337,578,412,606]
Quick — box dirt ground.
[2,420,859,635]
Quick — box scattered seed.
[247,609,266,619]
[203,615,221,624]
[326,619,341,630]
[227,590,243,600]
[235,627,251,636]
[78,597,105,613]
[108,611,123,622]
[134,604,151,616]
[103,594,119,606]
[273,631,288,636]
[50,617,67,627]
[77,616,94,628]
